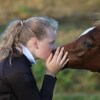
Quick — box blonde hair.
[0,16,58,61]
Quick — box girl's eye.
[50,42,54,45]
[50,41,55,45]
[49,42,56,49]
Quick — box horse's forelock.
[77,27,95,39]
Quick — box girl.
[0,16,69,100]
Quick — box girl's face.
[35,29,57,61]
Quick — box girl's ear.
[31,37,39,49]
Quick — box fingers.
[60,51,69,66]
[53,47,60,60]
[46,47,69,76]
[57,47,64,62]
[61,58,69,69]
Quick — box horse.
[53,25,100,72]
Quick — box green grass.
[53,93,100,100]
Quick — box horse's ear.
[93,20,100,30]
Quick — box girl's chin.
[38,55,49,61]
[43,57,48,61]
[38,57,46,61]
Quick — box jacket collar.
[21,44,36,64]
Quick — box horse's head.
[53,26,100,72]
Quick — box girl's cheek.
[42,44,55,60]
[44,49,52,60]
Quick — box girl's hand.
[45,47,69,77]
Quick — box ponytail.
[0,20,23,61]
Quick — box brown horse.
[54,25,100,72]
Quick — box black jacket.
[0,54,56,100]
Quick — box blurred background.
[0,0,100,100]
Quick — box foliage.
[0,0,100,23]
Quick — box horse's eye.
[84,42,93,48]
